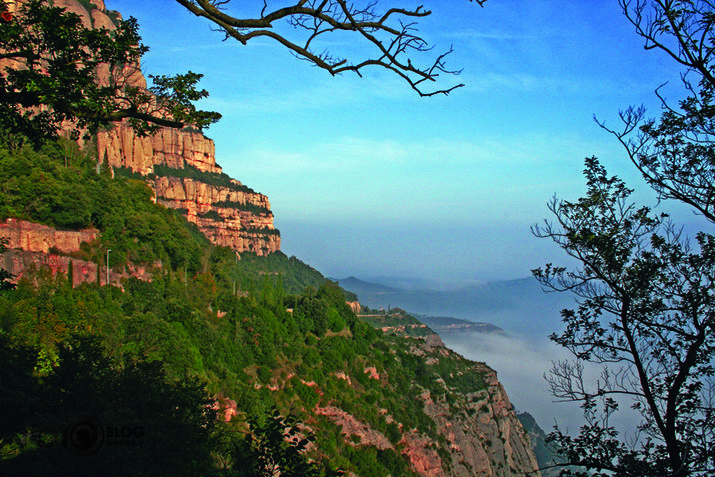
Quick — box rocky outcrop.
[152,175,280,255]
[415,364,540,476]
[213,395,239,423]
[93,85,280,257]
[97,123,219,176]
[411,351,540,476]
[315,406,394,450]
[1,248,153,287]
[0,218,98,254]
[0,218,152,287]
[46,0,280,257]
[312,337,541,477]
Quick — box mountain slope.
[0,1,543,475]
[0,130,542,476]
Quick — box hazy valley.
[336,276,582,436]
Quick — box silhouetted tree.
[533,1,715,475]
[533,158,714,476]
[600,0,715,222]
[174,0,486,97]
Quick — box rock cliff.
[98,122,281,255]
[0,217,98,255]
[0,218,153,287]
[313,337,541,476]
[50,0,280,257]
[350,310,542,475]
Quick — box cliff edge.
[51,0,280,256]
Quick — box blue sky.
[108,0,704,284]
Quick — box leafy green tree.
[0,335,218,476]
[0,0,220,146]
[225,407,341,477]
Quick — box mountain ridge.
[336,275,575,337]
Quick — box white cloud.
[442,331,642,435]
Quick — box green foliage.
[292,282,358,336]
[0,0,220,147]
[0,335,217,476]
[197,209,223,221]
[148,72,222,133]
[152,163,255,194]
[0,137,490,477]
[214,199,272,215]
[0,257,490,475]
[222,407,336,477]
[112,165,145,181]
[76,0,98,12]
[358,309,434,338]
[0,141,207,270]
[209,248,330,296]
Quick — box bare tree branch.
[174,0,486,96]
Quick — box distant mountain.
[418,315,503,335]
[337,276,576,338]
[331,276,399,295]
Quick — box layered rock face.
[313,338,541,477]
[417,344,540,476]
[0,218,153,287]
[55,0,280,256]
[97,122,281,256]
[0,218,102,287]
[0,218,98,254]
[97,124,219,176]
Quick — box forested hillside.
[0,139,540,475]
[0,1,541,474]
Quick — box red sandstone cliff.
[96,121,281,255]
[0,218,153,287]
[45,0,280,257]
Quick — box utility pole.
[233,253,238,296]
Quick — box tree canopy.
[0,0,221,146]
[533,1,715,476]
